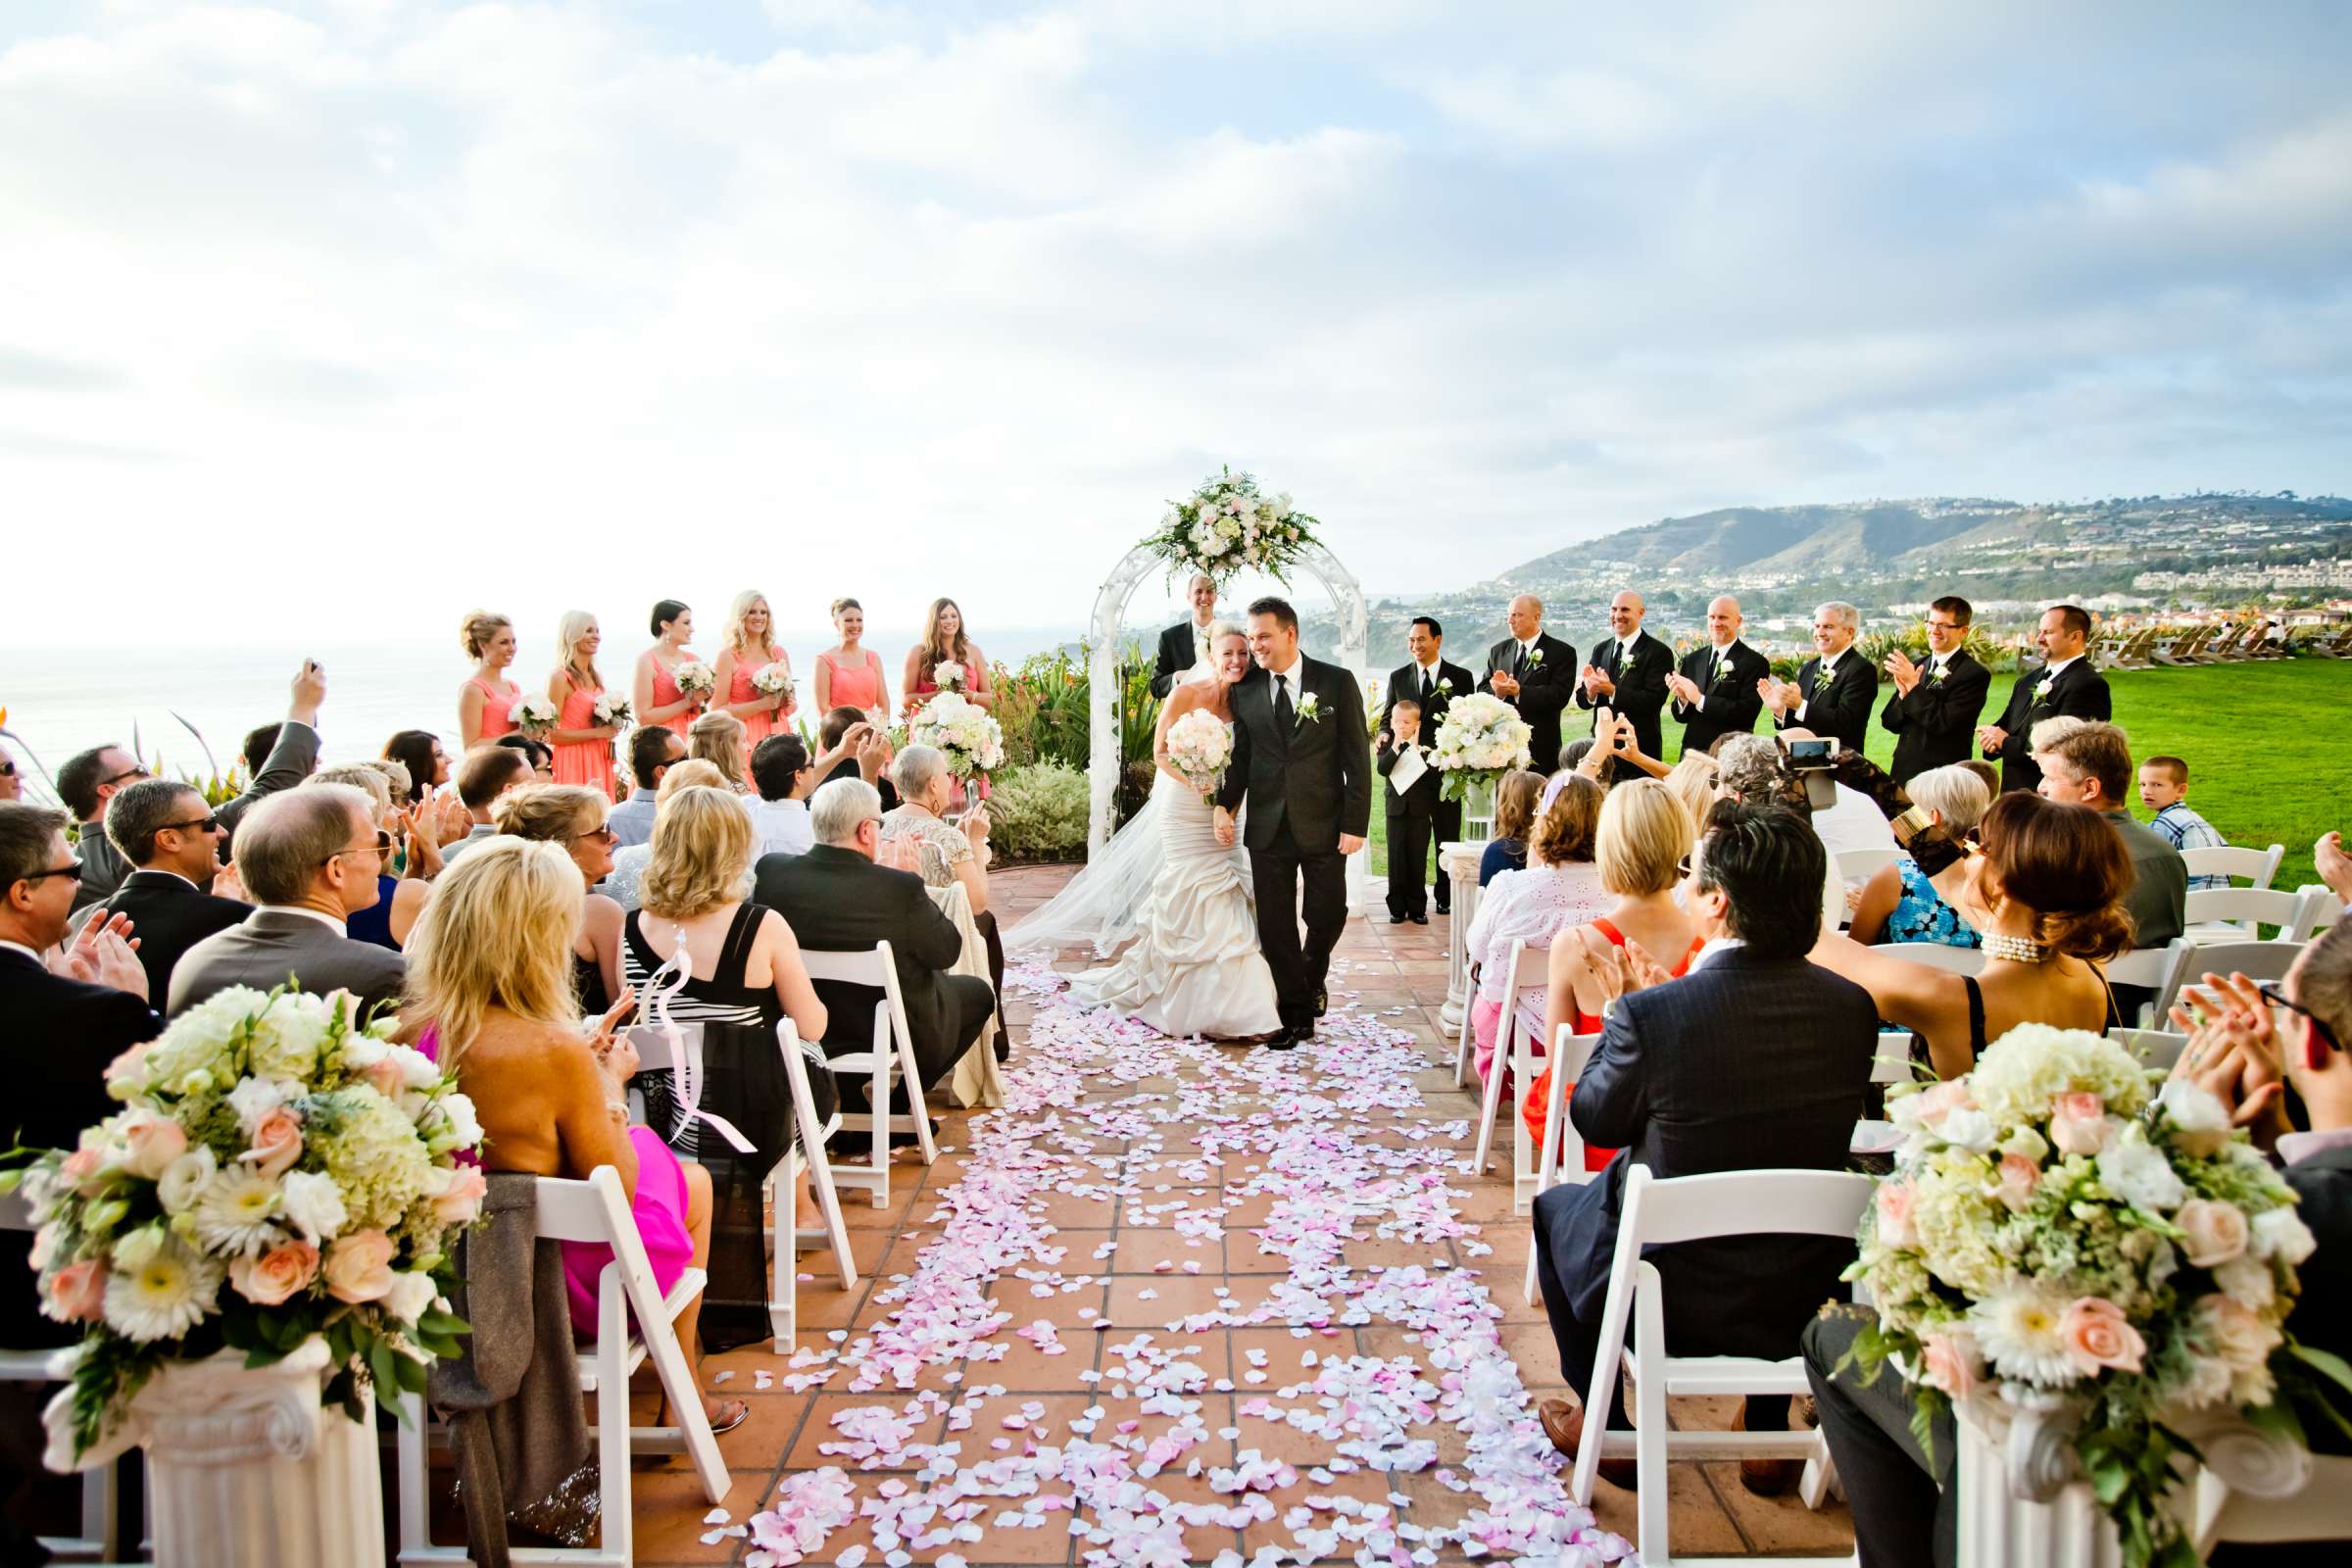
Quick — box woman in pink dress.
[547,610,620,800]
[458,610,523,751]
[813,596,890,719]
[900,596,997,717]
[632,598,710,739]
[710,590,794,766]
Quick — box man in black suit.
[753,776,994,1097]
[1151,572,1221,699]
[99,779,249,1004]
[1664,595,1770,760]
[216,657,329,856]
[1480,594,1579,773]
[1533,802,1878,1494]
[1878,595,1992,786]
[1381,616,1473,914]
[1376,698,1442,924]
[1978,603,2112,794]
[1574,590,1675,761]
[57,742,146,913]
[1213,597,1371,1048]
[1762,600,1876,757]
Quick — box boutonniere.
[2033,677,2054,702]
[1929,663,1947,683]
[1525,648,1544,667]
[1296,692,1323,726]
[1437,677,1453,695]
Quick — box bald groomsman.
[1665,596,1770,760]
[1761,602,1876,757]
[1481,595,1580,773]
[1575,591,1675,761]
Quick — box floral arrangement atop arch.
[1138,466,1321,584]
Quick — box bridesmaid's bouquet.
[907,692,1004,780]
[507,692,559,738]
[1429,693,1533,803]
[932,661,967,693]
[591,692,633,729]
[1164,709,1232,805]
[673,661,715,701]
[751,662,795,706]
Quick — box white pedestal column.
[1438,841,1482,1034]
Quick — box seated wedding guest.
[492,783,627,1012]
[710,590,795,763]
[902,596,998,713]
[367,757,413,809]
[1713,733,1841,933]
[456,610,523,751]
[1534,801,1878,1495]
[817,706,897,807]
[1661,754,1719,840]
[307,764,432,951]
[1779,725,1900,882]
[396,837,745,1435]
[1535,779,1702,1173]
[688,710,751,793]
[882,745,1007,1028]
[2138,754,2229,890]
[2034,719,2187,953]
[814,596,891,719]
[0,744,19,803]
[1845,762,1992,949]
[747,735,817,859]
[214,658,329,854]
[382,729,451,805]
[547,610,621,802]
[99,779,249,1002]
[169,784,406,1019]
[1479,769,1546,886]
[602,760,732,912]
[494,731,556,783]
[441,745,533,867]
[59,742,147,911]
[1811,792,2129,1081]
[2321,830,2352,906]
[611,725,687,849]
[1956,757,1999,798]
[755,778,994,1116]
[1467,773,1609,1084]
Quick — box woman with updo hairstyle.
[1812,790,2129,1080]
[688,711,751,794]
[1477,768,1547,887]
[457,610,522,751]
[492,782,626,1011]
[546,610,619,802]
[1463,771,1612,1085]
[634,598,709,739]
[1847,762,1993,949]
[813,596,890,718]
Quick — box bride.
[1007,623,1282,1041]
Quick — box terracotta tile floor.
[415,862,1855,1563]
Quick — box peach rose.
[242,1107,305,1180]
[2049,1092,2109,1156]
[361,1056,405,1100]
[431,1164,487,1227]
[2176,1198,2249,1269]
[119,1114,188,1180]
[2061,1296,2145,1375]
[102,1042,149,1088]
[1993,1152,2041,1212]
[59,1145,106,1197]
[1875,1181,1919,1250]
[231,1240,320,1307]
[1914,1080,1974,1124]
[43,1260,105,1323]
[1920,1331,1981,1398]
[321,1230,396,1303]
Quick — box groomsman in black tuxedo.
[1381,616,1473,914]
[1978,603,2111,794]
[1664,595,1770,760]
[1574,590,1675,761]
[1481,594,1580,772]
[1376,698,1442,924]
[1151,572,1220,698]
[1761,601,1876,756]
[1879,595,1993,785]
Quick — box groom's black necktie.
[1275,673,1295,730]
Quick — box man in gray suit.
[169,783,405,1021]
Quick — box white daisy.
[1971,1282,2083,1387]
[193,1166,283,1257]
[102,1236,222,1344]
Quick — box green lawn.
[1369,657,2349,892]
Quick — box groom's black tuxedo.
[1151,618,1214,700]
[1217,656,1371,1032]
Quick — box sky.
[4,0,2349,650]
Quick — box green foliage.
[990,649,1090,770]
[985,761,1091,862]
[1115,642,1161,824]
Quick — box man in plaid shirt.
[2138,755,2229,890]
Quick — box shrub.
[992,649,1090,769]
[987,760,1090,862]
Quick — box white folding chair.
[796,941,938,1207]
[2182,886,2307,941]
[2102,939,2191,1028]
[772,1018,857,1353]
[1567,1165,1874,1565]
[1522,1024,1603,1303]
[2288,884,2344,944]
[396,1167,728,1566]
[0,1191,122,1564]
[1834,847,1903,886]
[1867,941,1986,976]
[2179,842,2284,891]
[2150,938,2307,1023]
[2109,1027,2189,1072]
[1468,939,1549,1188]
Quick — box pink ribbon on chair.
[632,937,758,1155]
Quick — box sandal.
[706,1398,750,1436]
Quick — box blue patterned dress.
[1884,857,1981,949]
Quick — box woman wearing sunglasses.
[490,783,628,1014]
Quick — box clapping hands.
[2168,970,2291,1142]
[1579,662,1614,701]
[2317,831,2351,904]
[1663,671,1702,707]
[1883,648,1921,694]
[1756,674,1794,716]
[56,906,146,1001]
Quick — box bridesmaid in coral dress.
[899,596,997,716]
[458,610,523,751]
[547,610,620,801]
[813,596,890,720]
[710,589,795,767]
[633,598,710,739]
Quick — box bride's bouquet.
[1429,693,1533,803]
[591,691,633,729]
[932,661,967,694]
[1164,709,1233,805]
[506,692,559,738]
[751,662,795,706]
[672,661,715,702]
[907,691,1004,780]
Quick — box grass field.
[1369,657,2350,893]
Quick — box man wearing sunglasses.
[57,742,151,912]
[98,779,251,1004]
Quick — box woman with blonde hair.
[901,596,996,715]
[1846,762,1992,948]
[688,710,751,794]
[398,838,743,1434]
[457,610,522,751]
[492,782,627,1010]
[813,597,889,718]
[602,758,733,911]
[307,763,433,950]
[1464,772,1611,1085]
[546,611,620,801]
[1661,753,1719,838]
[710,590,794,765]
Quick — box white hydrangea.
[1968,1025,2150,1126]
[225,1075,296,1134]
[2095,1126,2187,1212]
[2250,1205,2317,1265]
[278,1170,350,1246]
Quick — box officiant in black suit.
[1381,616,1472,914]
[1879,595,1992,785]
[1574,590,1675,761]
[1481,594,1579,771]
[1150,572,1221,699]
[1978,603,2111,794]
[1762,601,1876,756]
[1665,595,1770,760]
[1213,597,1371,1049]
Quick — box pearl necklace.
[1983,933,2051,964]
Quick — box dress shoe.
[1734,1398,1803,1496]
[1263,1027,1300,1052]
[1537,1398,1637,1491]
[1389,913,1410,925]
[1410,912,1429,925]
[1314,987,1329,1017]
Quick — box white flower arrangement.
[906,691,1004,780]
[672,661,715,698]
[506,693,559,738]
[1164,709,1232,803]
[1140,466,1321,583]
[1849,1025,2339,1567]
[1427,693,1534,804]
[932,661,966,693]
[590,691,633,728]
[11,986,483,1464]
[751,662,795,702]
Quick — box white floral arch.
[1086,543,1369,859]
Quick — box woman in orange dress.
[547,610,620,800]
[710,590,794,768]
[633,598,709,739]
[813,597,889,719]
[900,596,997,717]
[458,610,523,751]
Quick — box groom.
[1213,597,1371,1049]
